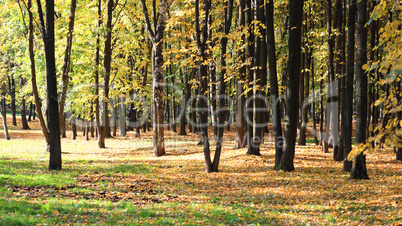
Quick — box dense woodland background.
[0,0,401,179]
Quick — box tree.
[36,0,62,170]
[267,0,284,170]
[214,0,234,172]
[350,0,369,180]
[140,0,167,157]
[234,0,247,149]
[342,0,355,172]
[195,0,212,172]
[59,0,77,137]
[277,0,304,171]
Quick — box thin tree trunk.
[95,0,105,148]
[343,0,356,172]
[19,76,30,130]
[28,0,49,145]
[0,97,10,140]
[119,96,126,137]
[267,0,284,169]
[59,0,77,135]
[235,0,247,149]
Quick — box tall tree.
[267,0,284,170]
[36,0,62,170]
[278,0,304,171]
[140,0,167,157]
[350,0,369,180]
[95,0,105,148]
[59,0,77,137]
[342,0,355,172]
[28,0,49,146]
[234,0,247,149]
[195,0,212,172]
[213,0,234,172]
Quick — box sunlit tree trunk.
[140,0,167,157]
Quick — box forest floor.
[0,115,401,225]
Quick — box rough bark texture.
[119,97,126,137]
[278,0,304,171]
[140,0,167,157]
[350,0,369,180]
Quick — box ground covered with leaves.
[0,118,401,225]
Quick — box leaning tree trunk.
[28,0,49,145]
[350,0,369,180]
[278,0,304,172]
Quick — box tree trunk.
[278,0,304,171]
[140,0,167,157]
[95,0,105,148]
[36,0,62,170]
[19,76,30,130]
[234,0,246,149]
[28,0,49,145]
[28,102,33,121]
[0,97,10,140]
[59,0,77,135]
[7,75,17,126]
[350,0,369,180]
[119,96,126,137]
[343,0,356,172]
[103,0,113,139]
[267,0,284,169]
[178,69,188,136]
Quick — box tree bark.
[36,0,62,170]
[59,0,77,135]
[140,0,167,157]
[19,76,30,130]
[0,97,10,140]
[278,0,304,171]
[235,0,247,149]
[28,0,49,145]
[350,0,369,180]
[267,0,284,169]
[342,0,355,172]
[95,0,105,148]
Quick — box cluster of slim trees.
[0,0,401,179]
